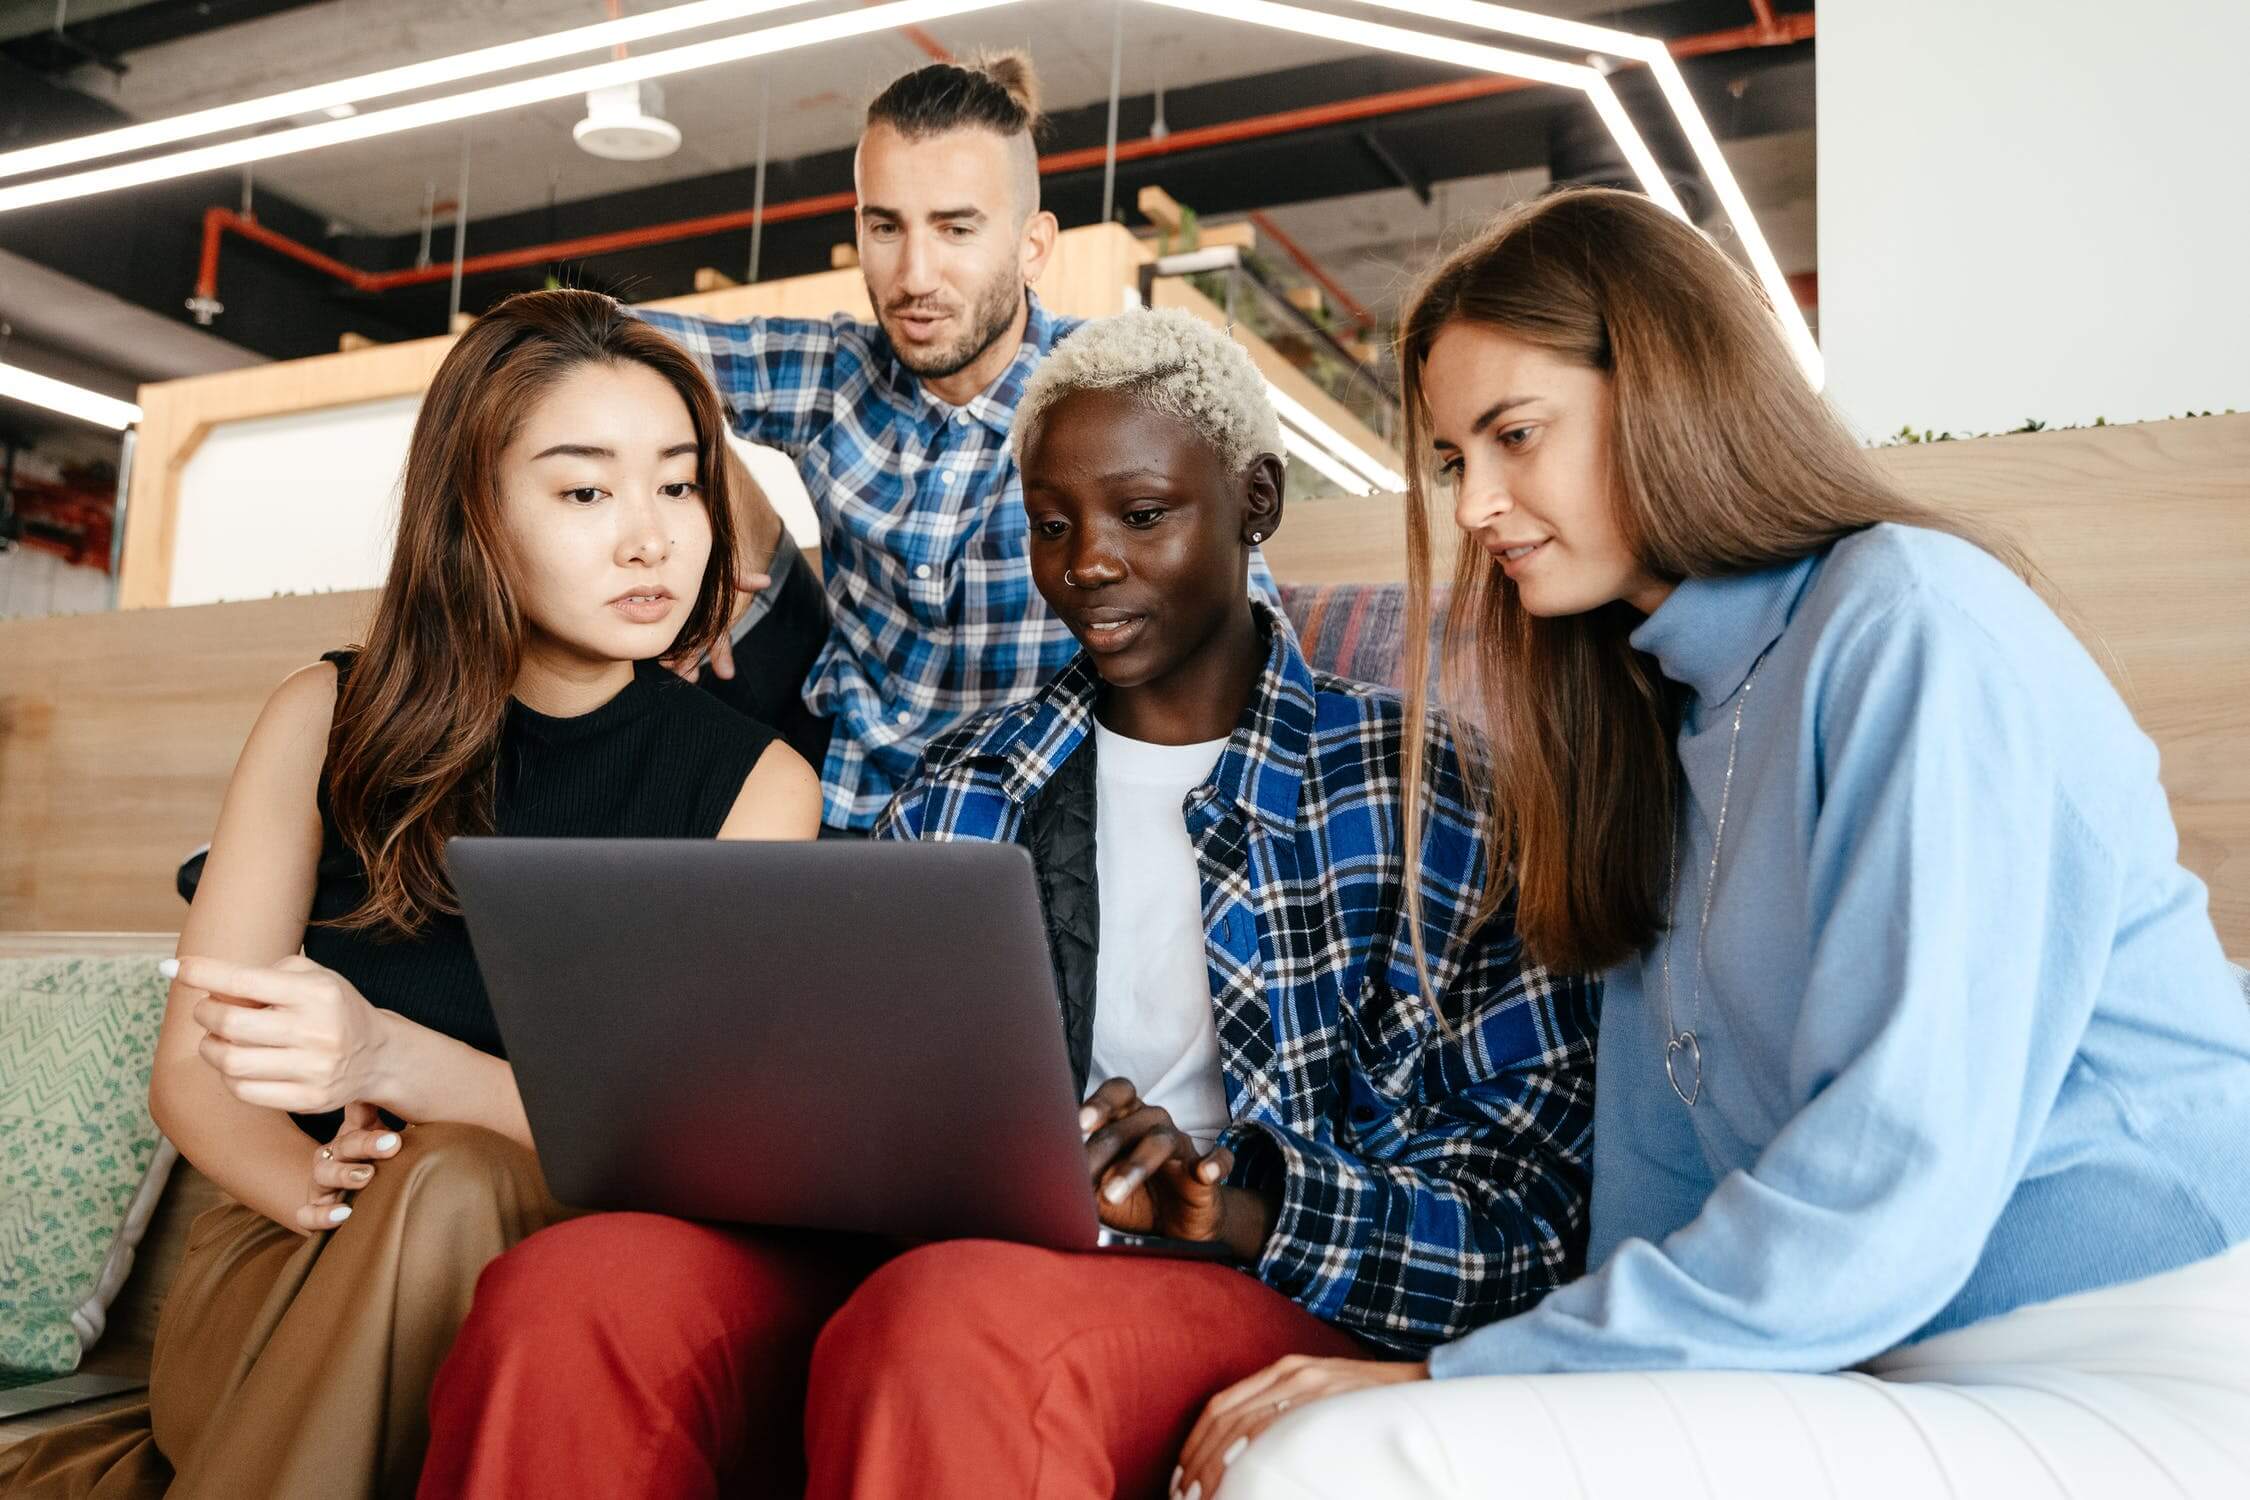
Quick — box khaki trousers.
[0,1123,568,1500]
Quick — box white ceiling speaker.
[573,81,681,160]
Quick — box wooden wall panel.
[1879,416,2250,950]
[34,404,2250,953]
[1267,412,2250,953]
[0,592,372,931]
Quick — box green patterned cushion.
[0,956,177,1378]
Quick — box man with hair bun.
[641,52,1270,833]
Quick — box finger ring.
[318,1148,333,1161]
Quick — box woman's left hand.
[176,953,395,1115]
[1173,1355,1429,1500]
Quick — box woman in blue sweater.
[1175,188,2250,1499]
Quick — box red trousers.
[418,1213,1366,1500]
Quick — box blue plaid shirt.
[875,610,1599,1351]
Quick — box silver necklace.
[1658,649,1769,1108]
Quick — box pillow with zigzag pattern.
[0,955,177,1381]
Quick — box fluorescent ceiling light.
[1265,381,1408,493]
[1342,0,1822,386]
[1279,420,1376,497]
[0,0,1013,216]
[0,0,1811,384]
[1141,0,1682,217]
[0,362,141,429]
[0,0,821,184]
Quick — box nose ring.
[1064,568,1082,587]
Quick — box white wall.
[169,396,417,606]
[0,543,110,619]
[167,396,818,607]
[1818,0,2250,440]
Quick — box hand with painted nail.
[170,953,397,1116]
[297,1100,403,1235]
[1173,1354,1428,1500]
[1078,1077,1271,1259]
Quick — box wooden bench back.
[4,414,2246,952]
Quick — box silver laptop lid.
[450,837,1110,1251]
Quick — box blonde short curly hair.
[1012,307,1283,475]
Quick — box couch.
[5,582,2244,1452]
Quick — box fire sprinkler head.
[574,81,681,162]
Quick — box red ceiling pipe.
[190,11,1815,311]
[1038,73,1536,177]
[192,75,1552,307]
[358,189,858,290]
[1671,10,1812,58]
[197,204,379,297]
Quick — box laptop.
[450,837,1230,1259]
[0,1371,146,1420]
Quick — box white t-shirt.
[1088,722,1234,1149]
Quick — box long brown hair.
[326,288,739,936]
[1398,189,2029,976]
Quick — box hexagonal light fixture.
[0,0,1018,217]
[0,0,1816,387]
[1330,0,1821,384]
[0,0,826,184]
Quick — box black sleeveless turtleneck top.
[296,650,777,1139]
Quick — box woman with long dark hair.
[1176,189,2250,1498]
[0,289,818,1500]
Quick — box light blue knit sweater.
[1432,524,2250,1378]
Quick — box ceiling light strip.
[1137,0,1681,217]
[0,362,142,429]
[1342,0,1624,56]
[1265,380,1408,493]
[1345,0,1822,385]
[1279,420,1377,497]
[1579,77,1686,218]
[0,0,1014,216]
[1635,53,1821,383]
[0,0,822,184]
[1137,0,1587,90]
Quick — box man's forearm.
[726,446,785,577]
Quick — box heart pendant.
[1665,1031,1702,1107]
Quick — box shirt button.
[895,711,912,727]
[914,564,932,580]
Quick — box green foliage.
[1877,410,2235,446]
[1156,206,1201,257]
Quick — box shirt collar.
[989,601,1315,836]
[892,289,1059,437]
[1629,551,1822,706]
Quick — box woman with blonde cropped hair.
[1179,187,2250,1500]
